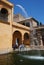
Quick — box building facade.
[0,0,44,53]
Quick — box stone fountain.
[29,21,43,50]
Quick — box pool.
[0,50,44,65]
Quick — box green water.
[0,50,44,65]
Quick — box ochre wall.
[0,21,30,53]
[0,22,12,53]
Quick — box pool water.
[0,50,44,65]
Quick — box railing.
[0,14,8,22]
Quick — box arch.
[24,33,29,40]
[1,8,8,16]
[0,8,8,21]
[24,33,30,45]
[12,31,22,49]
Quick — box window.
[0,8,8,21]
[1,8,8,16]
[26,22,30,27]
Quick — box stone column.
[40,36,43,46]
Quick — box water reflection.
[0,54,14,65]
[0,50,44,65]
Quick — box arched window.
[1,8,8,15]
[0,8,8,21]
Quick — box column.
[22,35,24,44]
[40,36,43,46]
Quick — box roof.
[31,17,39,24]
[18,17,39,24]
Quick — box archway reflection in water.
[0,50,44,65]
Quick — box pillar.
[40,36,43,46]
[8,8,13,52]
[22,34,24,44]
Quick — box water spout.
[16,38,18,46]
[16,4,41,51]
[16,4,28,18]
[23,55,44,60]
[18,54,44,60]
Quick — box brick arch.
[12,30,22,49]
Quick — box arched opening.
[12,31,22,49]
[0,8,8,21]
[24,33,29,39]
[1,8,8,14]
[24,33,30,45]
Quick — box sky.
[9,0,44,24]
